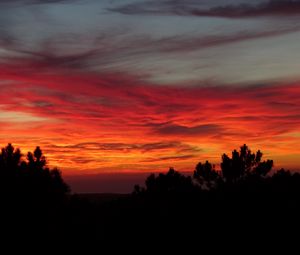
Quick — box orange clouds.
[0,66,300,174]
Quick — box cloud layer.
[0,0,299,174]
[1,63,299,172]
[110,0,300,18]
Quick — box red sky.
[1,67,299,175]
[0,1,300,192]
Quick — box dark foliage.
[193,160,219,189]
[0,144,69,244]
[0,143,299,249]
[135,167,195,195]
[0,143,69,201]
[126,144,300,248]
[221,144,273,182]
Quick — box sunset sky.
[1,0,300,189]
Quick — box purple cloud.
[110,0,300,18]
[156,124,223,136]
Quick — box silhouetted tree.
[27,146,47,171]
[0,144,72,243]
[140,168,195,195]
[0,143,21,172]
[193,160,219,189]
[0,143,69,203]
[221,144,273,182]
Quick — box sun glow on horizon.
[0,0,300,175]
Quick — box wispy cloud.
[49,141,201,154]
[0,0,299,173]
[1,0,300,86]
[1,26,298,77]
[156,124,223,136]
[1,66,299,171]
[142,155,197,163]
[0,0,74,5]
[110,0,300,18]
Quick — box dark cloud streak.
[1,27,298,73]
[49,141,201,154]
[110,0,300,18]
[141,155,196,163]
[0,0,74,5]
[156,124,223,136]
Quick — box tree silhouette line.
[133,144,298,196]
[1,143,300,246]
[0,143,70,242]
[0,143,69,202]
[2,142,297,199]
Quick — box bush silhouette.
[135,167,195,196]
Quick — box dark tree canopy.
[193,160,219,189]
[221,144,273,182]
[0,142,298,247]
[136,144,277,195]
[0,143,69,203]
[138,167,195,195]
